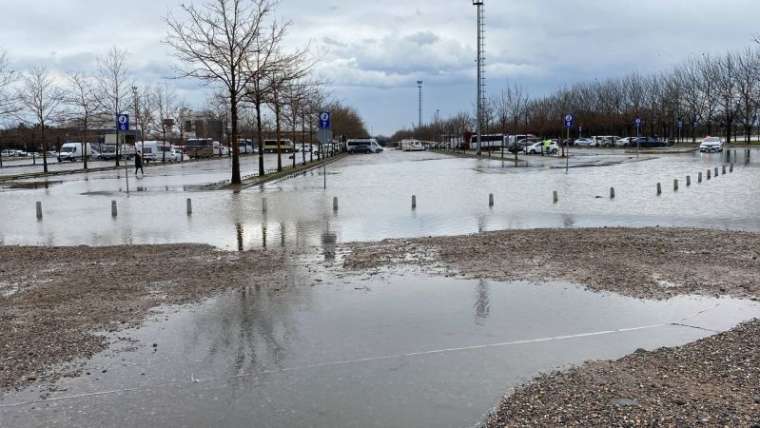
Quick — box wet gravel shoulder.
[342,227,760,426]
[0,244,292,392]
[342,227,760,301]
[485,319,760,427]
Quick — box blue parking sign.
[319,112,331,130]
[117,114,130,131]
[564,113,574,129]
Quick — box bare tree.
[131,85,157,156]
[97,47,131,167]
[153,84,177,162]
[19,66,64,173]
[0,50,17,118]
[166,0,274,184]
[66,72,100,169]
[243,17,287,176]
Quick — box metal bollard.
[707,169,711,180]
[714,167,719,177]
[489,193,494,207]
[36,201,42,220]
[186,198,192,215]
[674,179,679,191]
[657,183,662,195]
[553,191,558,204]
[610,187,615,199]
[730,163,734,173]
[722,165,726,175]
[686,175,691,186]
[333,197,339,211]
[111,200,117,217]
[412,195,417,210]
[698,172,702,183]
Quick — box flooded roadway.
[0,148,757,249]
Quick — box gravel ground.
[342,227,760,426]
[343,227,760,300]
[0,244,292,391]
[485,319,760,427]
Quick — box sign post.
[635,116,642,158]
[564,113,574,173]
[317,112,332,161]
[117,113,130,190]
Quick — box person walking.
[134,151,144,176]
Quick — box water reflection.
[474,279,490,325]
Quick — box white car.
[527,141,559,155]
[1,149,15,157]
[166,148,187,162]
[699,137,724,153]
[615,137,634,148]
[574,138,595,147]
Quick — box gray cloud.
[1,0,759,134]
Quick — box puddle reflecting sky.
[2,273,759,427]
[0,149,758,248]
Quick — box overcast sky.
[2,0,759,134]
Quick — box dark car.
[630,137,666,148]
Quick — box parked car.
[508,138,541,153]
[0,149,15,157]
[592,136,621,147]
[628,137,666,148]
[615,137,635,148]
[574,138,595,147]
[527,141,559,155]
[699,136,724,153]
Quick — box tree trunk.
[255,96,265,176]
[41,124,48,174]
[230,90,241,184]
[275,90,282,172]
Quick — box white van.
[348,139,383,154]
[400,139,424,152]
[58,142,101,162]
[137,141,172,163]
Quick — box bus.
[186,138,228,158]
[469,134,507,151]
[263,139,295,153]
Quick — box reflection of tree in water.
[191,266,309,389]
[474,279,490,325]
[321,231,337,263]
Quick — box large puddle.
[0,149,758,248]
[3,273,759,427]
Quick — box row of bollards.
[36,199,196,220]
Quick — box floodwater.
[0,148,758,249]
[2,273,759,428]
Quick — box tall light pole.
[473,0,485,156]
[417,80,423,130]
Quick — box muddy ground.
[343,227,760,301]
[0,245,293,391]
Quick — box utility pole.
[473,0,485,156]
[417,80,423,130]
